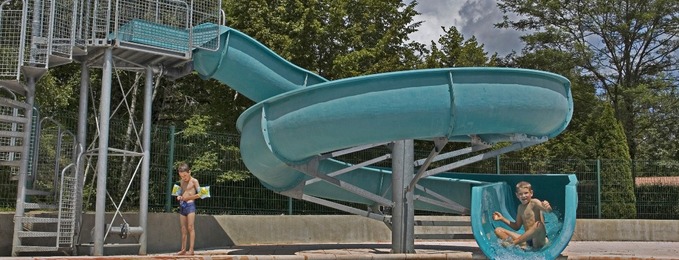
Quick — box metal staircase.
[0,0,81,255]
[2,0,222,255]
[2,101,80,255]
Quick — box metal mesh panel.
[86,0,111,41]
[49,0,76,58]
[82,0,220,55]
[72,0,86,46]
[115,0,191,52]
[189,0,220,51]
[0,0,25,80]
[58,175,76,245]
[22,0,50,68]
[31,118,77,205]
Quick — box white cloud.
[405,0,525,56]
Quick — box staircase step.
[413,216,473,241]
[48,54,73,67]
[13,245,59,253]
[414,233,475,240]
[17,231,58,238]
[20,216,61,224]
[24,202,58,210]
[0,160,22,167]
[0,80,26,96]
[79,242,142,248]
[26,189,52,196]
[0,97,30,110]
[0,145,25,153]
[414,220,470,226]
[0,114,28,124]
[0,130,25,138]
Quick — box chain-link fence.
[1,113,677,219]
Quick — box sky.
[404,0,525,56]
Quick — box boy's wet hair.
[177,162,191,173]
[515,181,532,191]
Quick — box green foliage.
[502,48,594,162]
[178,116,251,182]
[35,64,79,115]
[182,115,211,137]
[585,105,636,218]
[425,26,489,67]
[496,0,679,161]
[224,0,423,79]
[633,80,679,161]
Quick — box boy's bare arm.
[532,199,552,212]
[493,211,522,230]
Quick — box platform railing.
[0,0,27,84]
[81,0,220,58]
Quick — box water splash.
[490,238,550,260]
[544,209,563,241]
[487,211,564,260]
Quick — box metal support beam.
[424,141,545,178]
[290,158,393,206]
[391,140,414,253]
[73,62,89,250]
[305,153,391,185]
[408,137,447,192]
[94,48,113,256]
[138,66,153,255]
[290,193,389,222]
[318,142,391,160]
[412,183,469,214]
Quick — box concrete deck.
[3,213,679,259]
[4,241,679,259]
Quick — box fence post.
[288,197,293,215]
[165,125,176,212]
[496,155,501,174]
[597,159,601,219]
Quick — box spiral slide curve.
[188,25,576,259]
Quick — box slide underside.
[130,22,577,259]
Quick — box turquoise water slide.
[188,25,576,259]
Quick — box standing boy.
[176,163,201,255]
[492,181,552,249]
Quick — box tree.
[424,26,492,68]
[584,104,636,218]
[496,0,679,161]
[499,47,596,161]
[223,0,423,79]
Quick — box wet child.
[492,181,552,249]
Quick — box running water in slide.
[169,23,575,258]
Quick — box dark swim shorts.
[179,201,196,216]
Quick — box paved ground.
[7,241,679,259]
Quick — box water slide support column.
[391,139,415,253]
[73,62,89,251]
[93,48,113,256]
[138,66,153,255]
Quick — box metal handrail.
[56,163,76,247]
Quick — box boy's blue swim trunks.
[179,201,196,216]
